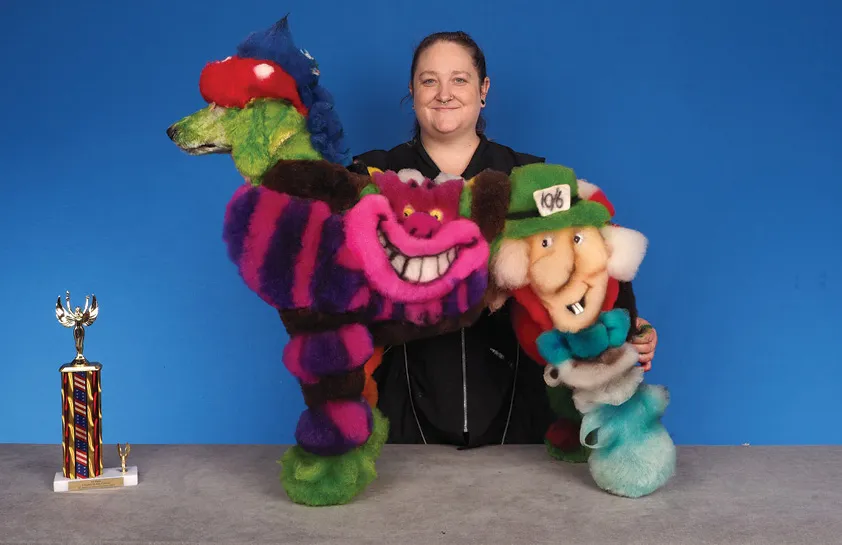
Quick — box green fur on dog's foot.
[545,437,590,463]
[279,408,389,506]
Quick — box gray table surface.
[1,443,839,544]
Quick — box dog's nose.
[166,125,178,140]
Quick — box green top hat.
[503,163,611,239]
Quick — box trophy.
[52,291,139,492]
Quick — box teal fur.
[537,309,630,364]
[579,384,676,498]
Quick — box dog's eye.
[542,236,553,248]
[573,233,584,244]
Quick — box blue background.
[2,0,840,445]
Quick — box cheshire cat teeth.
[378,228,457,283]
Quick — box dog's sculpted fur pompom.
[580,384,675,498]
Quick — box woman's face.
[411,41,489,138]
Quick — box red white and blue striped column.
[60,364,102,479]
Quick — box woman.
[351,31,658,448]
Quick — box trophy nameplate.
[52,291,138,492]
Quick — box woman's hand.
[633,317,657,371]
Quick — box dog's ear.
[462,169,511,243]
[601,225,648,281]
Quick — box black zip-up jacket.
[351,135,638,449]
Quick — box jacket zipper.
[461,328,468,435]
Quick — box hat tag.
[533,184,572,217]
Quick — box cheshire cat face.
[343,170,488,304]
[222,167,492,329]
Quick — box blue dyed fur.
[537,309,630,364]
[579,384,676,498]
[235,16,350,165]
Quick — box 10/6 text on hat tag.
[533,184,572,217]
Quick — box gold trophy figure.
[53,291,139,492]
[56,291,99,365]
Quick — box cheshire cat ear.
[601,225,648,282]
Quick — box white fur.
[492,239,530,289]
[253,63,275,80]
[544,365,566,387]
[434,172,464,185]
[573,367,644,413]
[397,169,425,185]
[557,344,640,391]
[601,225,648,281]
[577,179,601,199]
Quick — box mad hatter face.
[526,226,610,332]
[492,223,648,334]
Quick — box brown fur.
[279,302,486,346]
[470,169,511,242]
[262,159,371,213]
[300,368,366,408]
[366,303,486,346]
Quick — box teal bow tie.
[536,309,631,365]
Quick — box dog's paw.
[279,407,389,506]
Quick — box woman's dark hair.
[402,31,488,142]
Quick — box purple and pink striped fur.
[222,169,491,457]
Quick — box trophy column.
[60,362,103,479]
[53,290,138,492]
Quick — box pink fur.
[292,200,331,308]
[282,335,319,384]
[324,400,371,444]
[457,281,469,313]
[404,299,444,325]
[376,171,464,225]
[335,244,362,270]
[343,195,489,303]
[339,325,373,371]
[240,188,291,296]
[348,286,371,311]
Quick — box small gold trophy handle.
[117,443,131,474]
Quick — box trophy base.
[53,466,138,492]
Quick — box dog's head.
[167,16,348,184]
[167,97,318,184]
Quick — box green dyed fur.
[545,385,589,463]
[545,438,590,463]
[169,99,321,185]
[279,407,389,506]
